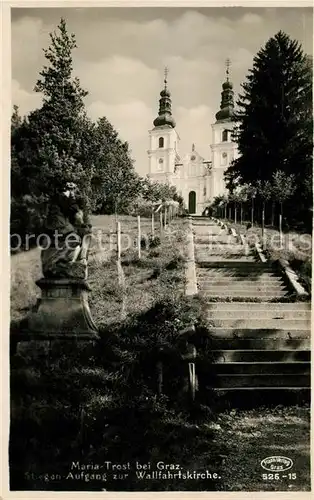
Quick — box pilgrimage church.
[147,63,239,215]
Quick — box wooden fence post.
[164,207,167,229]
[160,211,163,234]
[116,221,121,261]
[151,208,155,238]
[189,362,196,401]
[279,213,283,249]
[116,221,126,320]
[137,215,141,259]
[251,198,254,227]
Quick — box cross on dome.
[164,66,169,88]
[225,58,231,82]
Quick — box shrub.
[290,258,312,294]
[148,235,161,248]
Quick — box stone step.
[211,350,310,362]
[207,310,310,320]
[213,361,310,375]
[203,297,289,303]
[193,230,230,235]
[201,290,288,298]
[196,257,258,263]
[195,242,249,248]
[197,278,284,286]
[206,302,311,311]
[199,283,287,291]
[196,271,281,279]
[196,272,283,280]
[195,252,248,258]
[206,324,310,334]
[197,261,271,268]
[212,387,310,394]
[195,243,244,249]
[194,232,235,237]
[193,230,223,233]
[195,250,247,256]
[208,318,310,328]
[195,248,250,254]
[213,374,310,388]
[209,337,310,350]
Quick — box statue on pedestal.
[25,183,98,337]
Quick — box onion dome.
[222,80,233,90]
[153,67,176,128]
[215,59,235,122]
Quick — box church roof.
[153,68,176,129]
[215,59,235,123]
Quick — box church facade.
[147,67,239,214]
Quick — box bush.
[164,254,185,271]
[148,235,161,248]
[10,194,49,251]
[290,258,312,294]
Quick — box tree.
[241,184,257,227]
[226,31,312,222]
[271,170,296,246]
[12,18,93,208]
[236,186,248,225]
[90,116,141,215]
[210,194,229,219]
[11,19,101,245]
[256,179,273,243]
[224,160,240,195]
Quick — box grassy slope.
[10,214,188,325]
[88,215,188,326]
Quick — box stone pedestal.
[26,278,98,337]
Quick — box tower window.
[159,137,164,148]
[222,130,228,142]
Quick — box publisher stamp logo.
[260,456,293,472]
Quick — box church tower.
[148,68,180,184]
[210,59,238,199]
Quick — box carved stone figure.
[41,184,92,280]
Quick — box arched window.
[222,130,228,142]
[159,137,164,148]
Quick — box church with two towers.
[147,64,239,214]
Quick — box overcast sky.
[11,6,313,176]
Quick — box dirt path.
[215,406,310,491]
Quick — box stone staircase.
[192,217,311,395]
